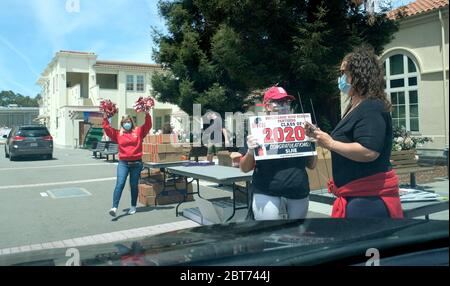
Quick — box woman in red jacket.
[103,112,152,216]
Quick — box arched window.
[384,54,420,132]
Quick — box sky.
[0,0,414,98]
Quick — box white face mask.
[276,105,291,114]
[123,122,132,131]
[267,100,292,115]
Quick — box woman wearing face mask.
[102,112,152,216]
[239,86,317,220]
[306,45,403,219]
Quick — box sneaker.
[128,206,137,215]
[109,207,117,217]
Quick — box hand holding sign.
[308,128,336,150]
[246,134,259,150]
[304,121,318,138]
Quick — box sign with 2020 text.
[249,114,317,161]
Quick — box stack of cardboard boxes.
[306,147,333,190]
[142,134,191,163]
[217,151,242,167]
[138,170,194,206]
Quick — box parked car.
[0,127,11,145]
[4,125,53,161]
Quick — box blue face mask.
[338,74,351,95]
[123,122,132,131]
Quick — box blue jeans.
[112,160,143,208]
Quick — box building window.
[384,54,420,132]
[164,114,171,124]
[155,117,162,131]
[126,75,134,91]
[97,74,118,89]
[136,75,144,92]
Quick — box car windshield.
[16,128,50,137]
[0,0,448,277]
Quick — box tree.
[151,0,398,128]
[0,90,40,107]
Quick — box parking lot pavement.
[0,147,196,249]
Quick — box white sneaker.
[109,207,117,217]
[128,206,137,215]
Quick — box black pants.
[346,197,390,218]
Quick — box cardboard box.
[153,153,184,162]
[306,157,332,191]
[142,153,152,162]
[139,181,193,197]
[164,144,184,154]
[141,191,194,206]
[153,144,168,154]
[217,151,242,167]
[140,172,164,184]
[161,134,178,144]
[147,135,158,144]
[217,151,232,166]
[140,169,149,178]
[143,143,166,154]
[142,144,149,154]
[139,183,164,197]
[139,176,192,193]
[316,147,331,159]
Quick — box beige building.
[37,51,186,148]
[341,0,448,154]
[383,0,448,153]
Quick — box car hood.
[0,218,448,266]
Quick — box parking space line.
[0,220,201,258]
[0,177,117,190]
[0,163,117,172]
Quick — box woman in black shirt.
[307,45,403,218]
[240,86,317,220]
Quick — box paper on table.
[399,188,440,202]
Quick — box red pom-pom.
[133,97,155,112]
[100,100,118,118]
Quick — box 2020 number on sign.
[249,114,317,161]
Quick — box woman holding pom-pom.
[102,101,152,216]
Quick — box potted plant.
[391,126,433,166]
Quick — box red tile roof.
[388,0,448,19]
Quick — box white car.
[0,128,11,145]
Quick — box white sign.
[249,113,317,161]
